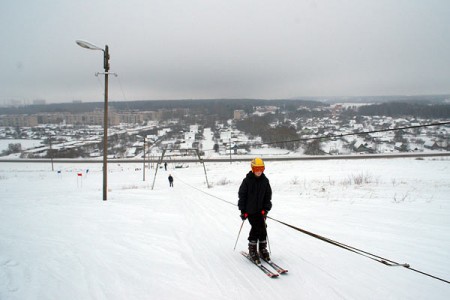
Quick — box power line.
[114,75,129,102]
[202,120,450,152]
[260,121,450,146]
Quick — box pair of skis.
[240,251,288,278]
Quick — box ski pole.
[233,220,245,251]
[265,218,271,253]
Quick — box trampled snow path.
[0,158,449,299]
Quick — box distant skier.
[238,157,272,264]
[168,174,174,187]
[164,162,167,171]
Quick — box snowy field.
[1,158,449,299]
[0,139,44,152]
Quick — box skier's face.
[252,166,264,177]
[254,170,263,177]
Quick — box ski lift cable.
[260,121,450,147]
[202,121,450,152]
[175,174,450,285]
[268,217,450,285]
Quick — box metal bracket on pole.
[95,72,118,77]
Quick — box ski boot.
[248,241,260,264]
[259,240,270,261]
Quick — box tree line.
[353,102,450,118]
[0,99,321,117]
[235,115,300,151]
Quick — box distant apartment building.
[118,112,144,124]
[36,113,66,124]
[0,114,38,127]
[32,99,46,105]
[332,104,343,116]
[0,110,159,127]
[63,111,120,126]
[233,110,246,120]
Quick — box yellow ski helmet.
[251,157,265,173]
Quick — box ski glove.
[261,210,268,216]
[240,212,248,221]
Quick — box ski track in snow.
[0,258,20,294]
[0,158,449,299]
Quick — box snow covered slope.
[1,158,449,299]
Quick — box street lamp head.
[76,40,104,51]
[76,40,109,71]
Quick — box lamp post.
[76,40,110,201]
[229,137,232,164]
[143,137,146,181]
[49,135,54,171]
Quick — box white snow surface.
[0,139,44,152]
[1,158,449,299]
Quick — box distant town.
[0,98,449,159]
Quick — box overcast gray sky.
[1,0,449,103]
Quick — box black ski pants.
[247,213,267,242]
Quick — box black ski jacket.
[238,171,272,215]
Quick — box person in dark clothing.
[168,174,174,187]
[238,157,272,264]
[164,162,167,171]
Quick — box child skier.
[238,157,272,264]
